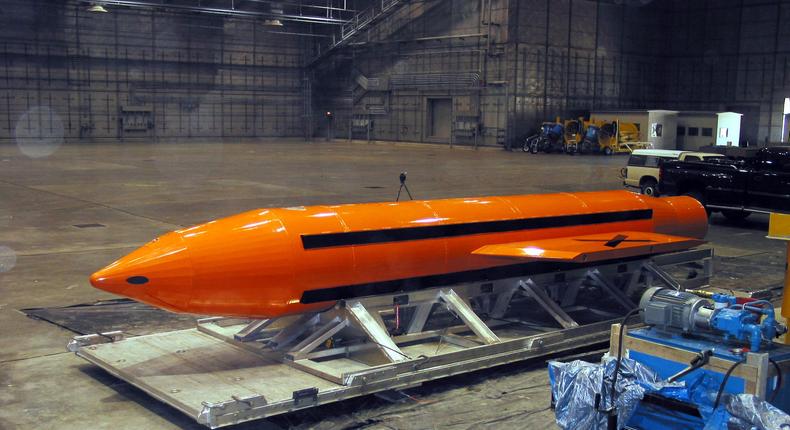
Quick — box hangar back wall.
[320,0,790,146]
[0,0,310,142]
[511,0,790,145]
[1,0,788,145]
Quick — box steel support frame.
[69,248,713,428]
[196,248,712,376]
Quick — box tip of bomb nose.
[89,262,125,294]
[88,232,194,307]
[89,269,105,289]
[90,266,149,292]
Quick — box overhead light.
[87,4,108,13]
[263,19,283,27]
[270,2,284,15]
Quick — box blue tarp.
[548,354,790,430]
[704,394,790,430]
[549,354,682,429]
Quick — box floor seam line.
[0,179,183,227]
[0,351,70,365]
[15,245,143,257]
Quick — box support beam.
[268,313,319,349]
[560,278,584,307]
[490,284,519,318]
[438,289,501,344]
[519,280,579,329]
[234,319,274,342]
[95,0,350,25]
[643,262,682,291]
[407,302,434,334]
[289,317,349,360]
[588,269,637,311]
[346,301,408,362]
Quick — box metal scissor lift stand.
[68,249,712,428]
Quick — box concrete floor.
[0,139,785,430]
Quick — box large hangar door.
[428,98,452,140]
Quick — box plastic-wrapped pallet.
[704,394,790,430]
[549,355,790,430]
[549,354,681,430]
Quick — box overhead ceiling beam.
[239,0,358,14]
[94,0,353,25]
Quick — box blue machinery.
[611,287,790,428]
[639,287,785,353]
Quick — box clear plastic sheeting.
[549,354,683,430]
[704,394,790,430]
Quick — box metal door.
[428,98,452,140]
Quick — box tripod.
[396,172,413,202]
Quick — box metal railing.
[312,0,403,65]
[620,141,653,152]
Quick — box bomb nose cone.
[89,232,194,310]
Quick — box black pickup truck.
[659,146,790,220]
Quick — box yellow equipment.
[531,117,652,155]
[767,213,790,341]
[562,118,585,154]
[598,121,650,155]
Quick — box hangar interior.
[3,0,790,147]
[2,1,790,430]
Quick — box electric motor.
[639,287,715,333]
[639,287,787,351]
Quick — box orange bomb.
[90,190,707,318]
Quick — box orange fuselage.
[89,190,708,318]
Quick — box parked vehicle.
[621,149,725,196]
[597,121,645,155]
[579,124,599,155]
[659,146,790,219]
[523,117,650,156]
[563,119,584,155]
[523,122,565,153]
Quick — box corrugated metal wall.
[320,0,790,146]
[506,0,669,142]
[507,0,790,145]
[0,0,309,142]
[2,0,788,145]
[663,0,790,144]
[313,0,510,147]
